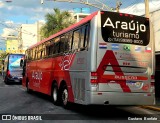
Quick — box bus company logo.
[103,17,147,34]
[135,82,142,88]
[59,51,76,70]
[32,71,42,80]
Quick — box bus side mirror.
[20,59,24,67]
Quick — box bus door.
[29,61,40,91]
[96,11,152,93]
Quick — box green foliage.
[40,8,75,38]
[0,52,8,71]
[0,51,9,60]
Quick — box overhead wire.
[0,21,37,37]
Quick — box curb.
[140,106,160,111]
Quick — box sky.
[0,0,160,49]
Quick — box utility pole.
[116,0,122,13]
[145,0,149,18]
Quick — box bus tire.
[4,76,9,85]
[26,81,32,93]
[60,85,70,108]
[51,83,60,105]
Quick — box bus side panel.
[35,55,76,102]
[69,51,89,104]
[27,61,37,91]
[69,15,98,104]
[36,58,53,94]
[55,55,76,103]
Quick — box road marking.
[0,87,15,88]
[140,106,160,111]
[18,86,25,91]
[118,106,155,114]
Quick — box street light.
[40,0,116,11]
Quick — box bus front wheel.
[51,83,60,105]
[4,76,9,85]
[26,81,32,93]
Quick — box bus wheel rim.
[53,87,57,101]
[27,82,29,90]
[62,89,68,105]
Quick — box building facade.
[150,9,160,52]
[18,21,43,51]
[5,36,20,53]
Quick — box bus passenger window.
[52,37,60,54]
[46,46,50,56]
[60,35,66,53]
[65,32,72,51]
[49,44,54,55]
[28,50,32,60]
[37,51,41,59]
[30,50,33,60]
[34,50,37,59]
[54,42,60,54]
[84,25,89,48]
[80,26,85,50]
[73,30,80,50]
[40,50,43,59]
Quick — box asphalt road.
[0,76,159,123]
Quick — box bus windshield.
[9,54,24,71]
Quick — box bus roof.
[8,53,25,56]
[28,11,98,49]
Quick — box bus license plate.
[15,80,19,82]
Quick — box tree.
[0,51,9,73]
[41,8,75,38]
[0,51,9,60]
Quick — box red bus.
[22,11,155,108]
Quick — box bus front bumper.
[86,91,155,105]
[7,77,22,83]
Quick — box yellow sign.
[6,50,25,54]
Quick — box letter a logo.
[96,50,131,92]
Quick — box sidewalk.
[141,97,160,111]
[156,97,160,105]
